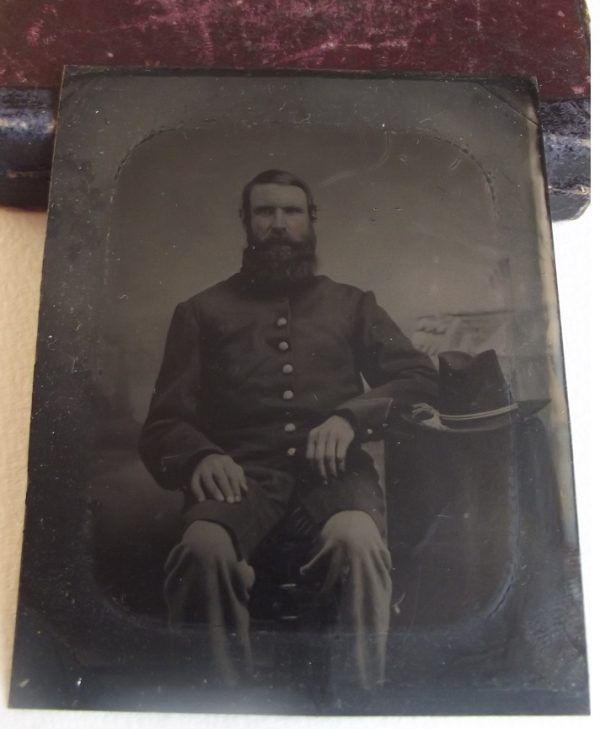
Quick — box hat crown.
[438,350,513,417]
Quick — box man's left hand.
[306,415,355,482]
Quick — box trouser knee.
[164,520,255,621]
[177,520,239,569]
[321,510,391,571]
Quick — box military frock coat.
[139,273,438,557]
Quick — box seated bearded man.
[139,169,438,695]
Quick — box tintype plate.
[9,68,588,715]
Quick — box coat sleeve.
[138,302,224,490]
[336,290,438,440]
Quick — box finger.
[213,465,235,503]
[335,435,350,474]
[224,463,242,502]
[239,469,248,492]
[324,433,338,479]
[314,431,328,482]
[235,475,245,501]
[190,471,205,502]
[201,472,225,501]
[306,430,317,461]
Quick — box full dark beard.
[240,230,317,293]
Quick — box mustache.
[249,231,312,248]
[248,243,314,264]
[247,225,317,254]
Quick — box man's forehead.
[250,183,308,208]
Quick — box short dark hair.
[240,169,318,226]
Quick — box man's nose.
[272,208,286,230]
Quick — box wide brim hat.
[401,349,549,433]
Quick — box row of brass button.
[277,318,295,456]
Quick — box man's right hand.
[190,454,248,504]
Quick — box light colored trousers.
[164,510,392,690]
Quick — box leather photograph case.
[9,68,588,716]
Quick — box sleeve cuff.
[335,396,394,441]
[159,445,225,489]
